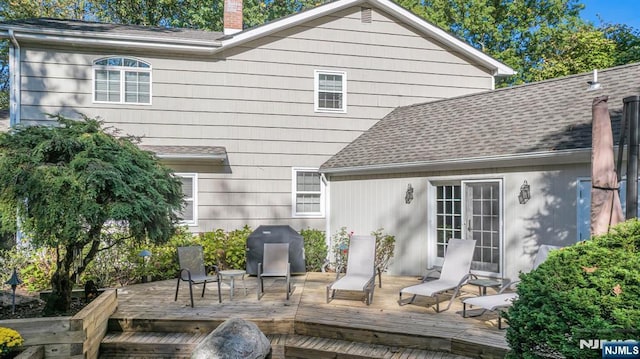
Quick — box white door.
[432,180,503,276]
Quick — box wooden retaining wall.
[71,289,118,359]
[0,289,117,359]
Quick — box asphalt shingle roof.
[321,63,640,172]
[0,18,224,42]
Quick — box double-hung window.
[93,57,151,104]
[176,173,197,226]
[314,70,346,113]
[292,168,324,217]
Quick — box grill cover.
[246,225,306,275]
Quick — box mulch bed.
[0,289,86,319]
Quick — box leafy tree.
[0,114,184,313]
[396,0,586,85]
[530,25,616,81]
[602,23,640,66]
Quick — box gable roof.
[320,63,640,175]
[219,0,514,76]
[0,0,513,76]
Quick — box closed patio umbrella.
[590,96,624,236]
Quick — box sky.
[580,0,640,29]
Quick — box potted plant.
[0,327,23,359]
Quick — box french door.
[433,179,503,276]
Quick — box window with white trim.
[93,57,151,104]
[314,70,346,112]
[176,173,197,225]
[292,168,324,217]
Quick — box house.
[0,0,513,233]
[320,63,640,281]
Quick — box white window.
[93,57,151,104]
[292,168,325,217]
[576,178,638,241]
[176,173,197,226]
[314,70,346,113]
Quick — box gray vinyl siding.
[15,6,495,232]
[328,163,585,280]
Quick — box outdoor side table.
[219,269,248,299]
[468,278,502,296]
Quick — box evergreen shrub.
[506,220,640,358]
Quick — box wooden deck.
[104,272,509,358]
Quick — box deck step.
[271,334,469,359]
[100,331,471,359]
[100,331,205,359]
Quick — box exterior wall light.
[518,180,531,204]
[405,184,414,204]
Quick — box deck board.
[106,272,509,358]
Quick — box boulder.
[191,318,270,359]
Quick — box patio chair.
[399,238,476,312]
[462,244,560,328]
[175,245,222,308]
[257,243,292,300]
[327,235,376,305]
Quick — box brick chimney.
[224,0,243,35]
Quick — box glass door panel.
[463,181,501,273]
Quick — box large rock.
[191,318,270,359]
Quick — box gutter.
[8,29,20,126]
[320,148,592,176]
[155,153,227,162]
[1,28,221,55]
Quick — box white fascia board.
[370,0,515,76]
[320,149,591,176]
[1,28,221,55]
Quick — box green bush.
[505,220,640,359]
[20,248,57,292]
[0,246,54,292]
[301,228,327,272]
[372,228,395,273]
[198,225,251,270]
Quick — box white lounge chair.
[327,235,376,305]
[462,244,560,328]
[257,243,292,300]
[399,239,476,312]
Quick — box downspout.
[8,30,24,247]
[321,173,330,272]
[8,30,21,126]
